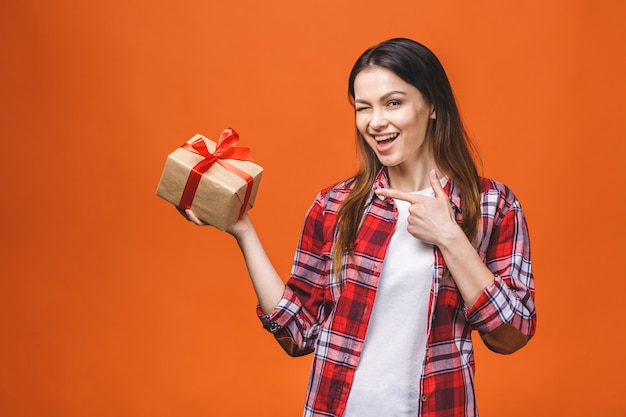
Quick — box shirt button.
[421,395,427,402]
[424,356,430,363]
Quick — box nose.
[369,108,388,130]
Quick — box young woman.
[185,38,536,417]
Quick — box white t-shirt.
[343,183,441,416]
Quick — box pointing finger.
[374,187,420,203]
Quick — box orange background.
[1,1,625,416]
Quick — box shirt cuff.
[464,275,517,333]
[256,285,300,334]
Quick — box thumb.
[429,169,445,198]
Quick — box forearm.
[438,226,494,308]
[233,224,286,315]
[182,209,287,314]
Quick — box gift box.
[156,128,263,231]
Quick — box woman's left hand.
[374,170,461,246]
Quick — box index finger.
[374,187,421,203]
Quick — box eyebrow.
[354,90,407,104]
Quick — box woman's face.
[353,67,436,170]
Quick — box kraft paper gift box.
[156,129,263,231]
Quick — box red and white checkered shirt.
[259,168,536,417]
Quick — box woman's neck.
[387,162,440,192]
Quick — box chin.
[375,155,400,167]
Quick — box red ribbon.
[178,128,255,220]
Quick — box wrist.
[232,223,257,249]
[437,223,468,252]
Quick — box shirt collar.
[445,179,463,214]
[370,168,391,202]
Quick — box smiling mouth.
[374,133,399,144]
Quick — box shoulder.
[480,177,516,198]
[478,177,525,220]
[319,176,357,196]
[300,177,357,239]
[313,177,357,212]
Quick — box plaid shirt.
[259,168,536,417]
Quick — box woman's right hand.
[178,207,207,226]
[225,214,253,241]
[180,208,253,241]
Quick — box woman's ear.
[430,106,436,120]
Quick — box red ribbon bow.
[178,128,255,220]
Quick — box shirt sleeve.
[465,188,536,354]
[257,192,335,356]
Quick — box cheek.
[355,120,376,148]
[363,137,378,154]
[355,116,368,134]
[354,113,367,130]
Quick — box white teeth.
[375,133,399,142]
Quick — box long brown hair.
[332,38,481,276]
